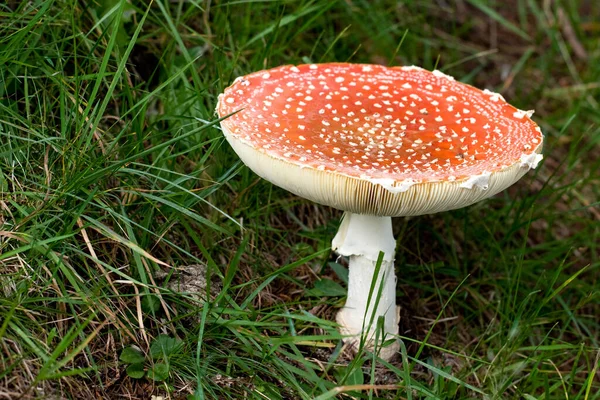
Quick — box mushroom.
[216,63,543,359]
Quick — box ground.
[0,0,599,399]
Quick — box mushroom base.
[332,213,400,360]
[336,257,401,360]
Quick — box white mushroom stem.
[332,212,400,359]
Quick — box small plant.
[120,335,183,382]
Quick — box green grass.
[1,0,599,398]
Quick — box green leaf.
[345,366,364,386]
[119,347,145,365]
[142,294,161,313]
[126,363,145,379]
[307,278,347,297]
[334,364,364,396]
[147,363,169,382]
[0,169,7,192]
[150,335,183,360]
[328,262,349,284]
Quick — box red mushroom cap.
[217,63,543,216]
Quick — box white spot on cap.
[262,73,271,79]
[402,83,412,89]
[226,97,234,104]
[513,109,535,119]
[400,65,423,72]
[483,89,504,102]
[290,66,300,72]
[335,77,345,83]
[520,152,543,169]
[432,70,455,81]
[459,171,492,190]
[368,178,417,193]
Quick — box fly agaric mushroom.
[216,63,543,360]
